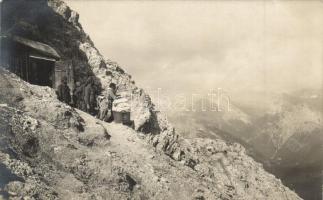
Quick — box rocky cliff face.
[0,0,302,199]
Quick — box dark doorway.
[28,56,55,87]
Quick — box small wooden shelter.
[0,35,60,87]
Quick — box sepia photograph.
[0,0,322,199]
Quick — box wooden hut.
[0,35,60,87]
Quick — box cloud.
[66,0,323,98]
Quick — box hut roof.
[1,35,60,60]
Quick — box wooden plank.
[26,54,29,82]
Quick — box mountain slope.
[0,68,301,199]
[0,0,302,199]
[252,93,323,168]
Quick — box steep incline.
[1,0,185,163]
[0,68,301,199]
[0,0,302,199]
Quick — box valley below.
[167,91,323,200]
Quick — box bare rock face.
[0,1,302,199]
[79,42,106,70]
[47,0,156,132]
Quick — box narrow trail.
[76,110,198,198]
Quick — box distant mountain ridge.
[167,89,323,199]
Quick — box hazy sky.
[66,1,322,98]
